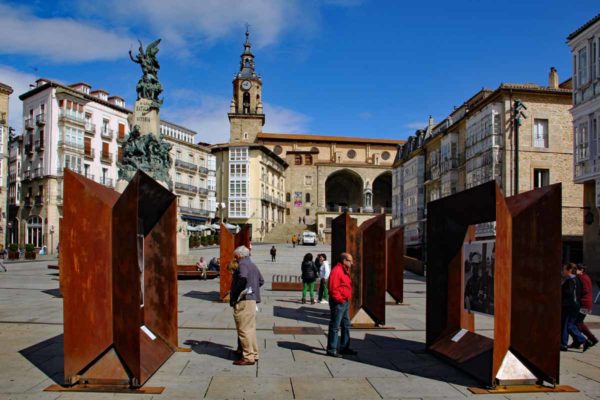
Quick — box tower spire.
[238,26,258,79]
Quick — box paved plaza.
[0,244,599,399]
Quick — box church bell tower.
[228,28,265,143]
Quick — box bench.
[177,265,219,280]
[271,274,320,291]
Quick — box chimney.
[549,67,559,89]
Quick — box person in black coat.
[561,263,588,351]
[301,253,318,304]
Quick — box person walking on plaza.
[229,245,264,365]
[572,264,598,349]
[317,254,330,304]
[326,252,357,357]
[270,246,277,262]
[301,253,318,304]
[561,263,589,352]
[292,234,297,248]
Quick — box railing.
[57,140,84,151]
[25,144,33,154]
[33,167,44,178]
[100,127,114,139]
[59,110,85,125]
[35,113,46,125]
[35,139,44,151]
[24,118,34,130]
[319,205,392,214]
[175,159,197,172]
[99,177,114,187]
[22,170,32,180]
[100,152,113,163]
[198,166,209,174]
[83,173,95,181]
[34,195,43,206]
[198,187,209,195]
[84,149,94,160]
[180,206,210,217]
[57,167,82,176]
[85,122,96,134]
[174,182,197,193]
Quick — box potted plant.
[8,243,19,260]
[207,235,214,246]
[25,243,36,260]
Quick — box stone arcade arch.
[325,169,363,211]
[373,171,392,211]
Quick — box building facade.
[0,82,12,249]
[9,79,215,252]
[568,14,600,279]
[393,72,582,262]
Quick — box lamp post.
[217,202,226,223]
[512,99,527,195]
[7,221,12,245]
[49,225,55,255]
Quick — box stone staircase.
[262,223,310,243]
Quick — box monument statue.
[118,38,173,190]
[129,39,163,110]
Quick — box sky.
[0,0,598,144]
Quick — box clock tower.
[228,28,265,143]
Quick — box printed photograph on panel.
[463,240,495,315]
[294,192,303,207]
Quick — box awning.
[181,215,208,223]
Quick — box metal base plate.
[44,384,165,394]
[273,326,324,335]
[468,385,578,394]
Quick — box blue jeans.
[327,300,350,353]
[562,313,586,347]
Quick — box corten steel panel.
[219,225,251,301]
[450,227,475,333]
[112,174,143,380]
[386,227,404,303]
[331,213,360,318]
[61,170,120,382]
[500,184,562,384]
[426,181,496,347]
[360,215,386,325]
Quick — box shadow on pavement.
[42,288,62,298]
[19,334,64,385]
[183,290,221,302]
[278,333,478,387]
[273,305,330,325]
[184,339,237,360]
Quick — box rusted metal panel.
[386,227,404,303]
[273,326,324,335]
[219,225,251,301]
[61,170,119,382]
[331,213,360,319]
[360,215,386,325]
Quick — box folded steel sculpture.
[219,224,251,301]
[386,227,404,304]
[58,169,177,391]
[426,181,562,387]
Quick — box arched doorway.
[325,169,363,211]
[373,171,392,211]
[27,215,43,248]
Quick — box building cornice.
[258,132,404,146]
[567,13,600,41]
[0,82,13,95]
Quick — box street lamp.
[217,202,226,222]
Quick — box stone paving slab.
[292,377,381,400]
[205,376,293,399]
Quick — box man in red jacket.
[573,264,598,350]
[326,252,357,357]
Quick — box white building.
[568,13,600,278]
[8,79,216,252]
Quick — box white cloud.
[0,65,39,132]
[405,121,427,130]
[161,93,310,144]
[0,3,133,62]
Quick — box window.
[592,41,597,81]
[347,149,356,159]
[305,154,312,165]
[273,145,283,155]
[286,208,290,215]
[305,208,310,216]
[305,193,311,203]
[27,216,43,248]
[579,47,588,87]
[229,180,248,197]
[230,147,248,161]
[304,176,312,186]
[294,154,302,165]
[382,151,391,160]
[118,123,126,140]
[533,169,549,189]
[229,199,248,218]
[229,163,248,177]
[533,119,548,148]
[64,154,82,173]
[286,192,291,202]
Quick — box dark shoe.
[583,340,594,352]
[311,298,315,304]
[326,351,342,358]
[233,358,255,366]
[339,348,358,356]
[302,298,306,304]
[560,346,569,352]
[591,337,599,346]
[568,341,582,349]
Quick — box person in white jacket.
[317,254,331,304]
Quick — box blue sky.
[0,0,598,143]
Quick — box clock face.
[241,80,252,90]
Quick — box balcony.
[57,167,82,176]
[23,197,32,208]
[35,113,46,126]
[179,206,210,217]
[198,187,209,195]
[25,144,33,155]
[198,166,209,174]
[117,132,126,142]
[100,152,113,164]
[101,127,114,139]
[59,110,86,126]
[58,139,84,152]
[33,167,44,178]
[35,139,44,151]
[24,118,34,130]
[175,159,197,172]
[84,122,96,135]
[34,195,43,206]
[174,182,197,194]
[84,148,95,160]
[99,177,114,187]
[22,170,32,180]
